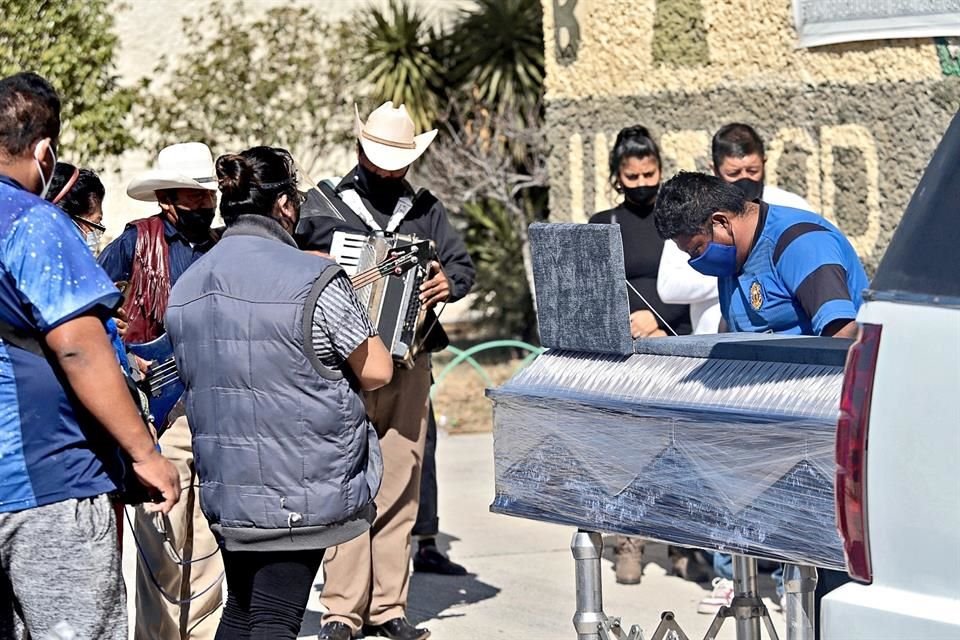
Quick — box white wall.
[99,0,473,240]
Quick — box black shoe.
[362,617,430,639]
[413,545,468,575]
[669,547,712,583]
[319,621,355,640]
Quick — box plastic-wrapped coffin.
[488,334,849,570]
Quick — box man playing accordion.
[297,101,475,640]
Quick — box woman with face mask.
[47,163,107,255]
[45,162,128,374]
[587,126,699,587]
[589,126,692,340]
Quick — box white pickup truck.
[821,115,960,638]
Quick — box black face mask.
[175,206,215,241]
[731,177,764,202]
[357,164,405,204]
[623,184,659,207]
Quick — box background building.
[542,0,960,270]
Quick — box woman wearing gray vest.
[165,146,393,639]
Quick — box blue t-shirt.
[0,176,122,513]
[718,204,869,336]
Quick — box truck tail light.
[835,322,882,584]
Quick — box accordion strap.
[339,188,415,234]
[309,182,350,222]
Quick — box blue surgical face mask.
[688,237,738,277]
[72,217,105,254]
[84,229,103,253]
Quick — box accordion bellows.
[488,223,849,570]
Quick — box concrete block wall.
[543,0,960,270]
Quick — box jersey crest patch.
[750,281,764,310]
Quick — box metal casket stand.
[572,531,817,640]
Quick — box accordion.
[331,230,436,368]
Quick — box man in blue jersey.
[654,171,865,339]
[0,72,179,639]
[653,170,865,638]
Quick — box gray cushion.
[529,223,632,355]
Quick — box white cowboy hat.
[126,142,218,202]
[355,102,437,171]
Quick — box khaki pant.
[133,411,224,640]
[321,355,432,630]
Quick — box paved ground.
[124,429,786,639]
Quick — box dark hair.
[653,171,747,240]
[711,123,765,169]
[0,72,60,158]
[216,146,298,224]
[47,162,104,218]
[608,125,661,189]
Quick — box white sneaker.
[697,578,734,614]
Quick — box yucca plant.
[351,0,549,339]
[447,0,544,122]
[355,0,447,131]
[462,198,538,340]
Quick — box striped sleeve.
[774,224,857,335]
[311,273,377,366]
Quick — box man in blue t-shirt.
[0,72,179,639]
[654,171,866,339]
[653,170,866,638]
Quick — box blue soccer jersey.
[717,204,869,336]
[0,176,122,513]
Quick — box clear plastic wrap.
[488,348,847,570]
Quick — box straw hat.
[127,142,218,202]
[355,102,437,171]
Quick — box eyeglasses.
[72,215,106,233]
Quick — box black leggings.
[215,548,325,640]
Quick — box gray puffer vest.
[165,215,382,549]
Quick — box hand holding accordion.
[419,260,451,308]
